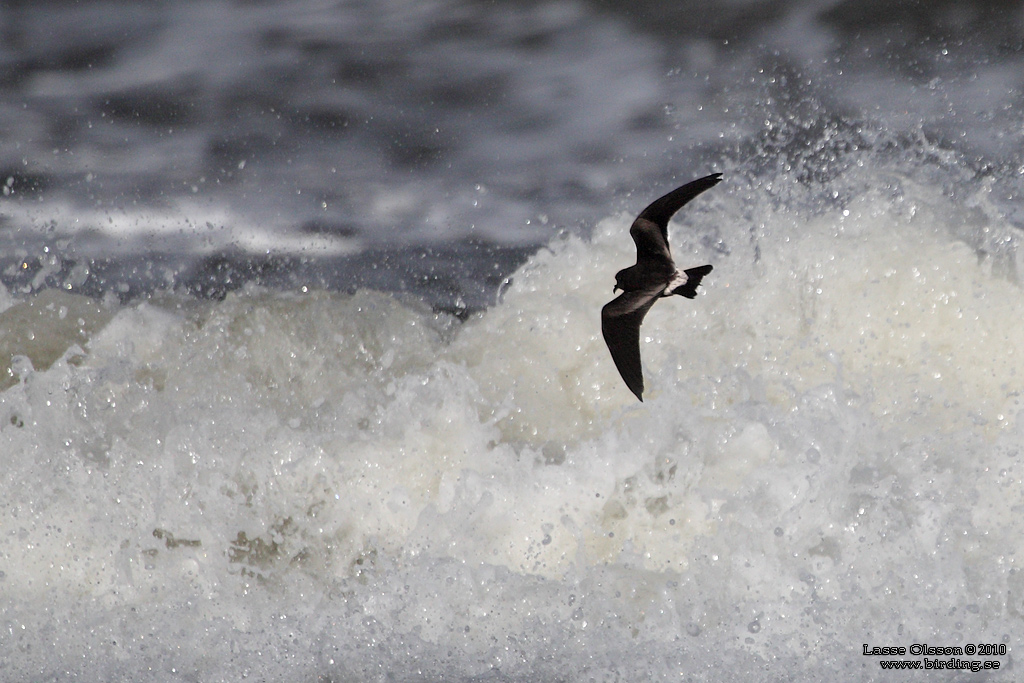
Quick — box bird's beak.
[613,284,620,293]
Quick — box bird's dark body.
[601,173,722,401]
[612,257,675,293]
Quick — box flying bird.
[601,173,721,401]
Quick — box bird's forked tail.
[669,264,713,299]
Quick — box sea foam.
[2,158,1023,680]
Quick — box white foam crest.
[2,199,359,256]
[3,163,1024,679]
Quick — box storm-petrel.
[601,173,721,401]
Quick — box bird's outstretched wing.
[636,173,723,247]
[629,217,673,264]
[600,283,665,401]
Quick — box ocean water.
[3,0,1024,681]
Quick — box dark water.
[3,0,1021,307]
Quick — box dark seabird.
[601,173,722,401]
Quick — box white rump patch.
[664,269,687,295]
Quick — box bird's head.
[612,268,628,293]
